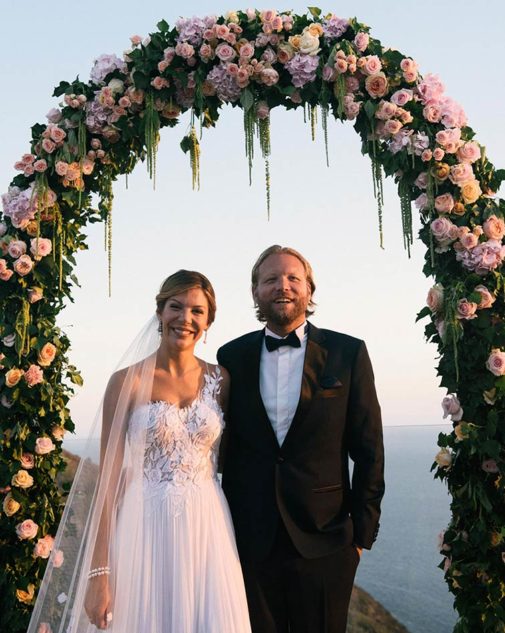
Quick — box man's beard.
[257,296,307,326]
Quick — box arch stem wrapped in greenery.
[1,7,505,633]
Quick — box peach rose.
[452,202,466,216]
[20,453,35,469]
[365,73,388,98]
[35,437,55,455]
[28,287,44,303]
[51,425,66,441]
[24,364,44,388]
[37,342,57,367]
[16,584,35,604]
[427,284,444,312]
[460,179,482,204]
[13,254,34,276]
[433,162,450,182]
[474,285,495,309]
[33,534,54,559]
[12,469,34,488]
[486,349,505,376]
[16,518,39,540]
[3,492,21,516]
[453,423,468,442]
[483,215,505,241]
[5,368,24,387]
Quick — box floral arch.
[1,8,504,632]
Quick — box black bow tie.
[264,330,301,352]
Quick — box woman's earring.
[158,321,163,334]
[203,330,208,344]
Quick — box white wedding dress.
[108,366,251,633]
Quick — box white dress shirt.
[260,322,307,446]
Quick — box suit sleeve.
[216,345,230,474]
[347,341,385,549]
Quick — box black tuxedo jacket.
[217,322,385,561]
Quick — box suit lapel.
[282,323,327,449]
[243,330,279,448]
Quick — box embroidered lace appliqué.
[129,368,224,514]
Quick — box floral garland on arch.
[0,8,504,632]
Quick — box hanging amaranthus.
[144,93,160,187]
[398,179,413,257]
[258,116,271,219]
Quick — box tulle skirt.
[108,478,251,633]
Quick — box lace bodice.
[128,367,224,504]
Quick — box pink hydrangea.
[90,54,127,84]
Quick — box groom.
[217,245,385,633]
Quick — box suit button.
[277,456,285,464]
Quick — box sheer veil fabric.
[27,316,161,633]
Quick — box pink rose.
[362,55,382,76]
[46,108,62,123]
[441,395,463,421]
[13,254,34,276]
[41,139,56,153]
[33,534,55,559]
[365,73,388,99]
[130,34,142,46]
[375,100,397,120]
[353,32,369,52]
[151,77,169,90]
[215,43,236,62]
[435,193,455,214]
[427,284,444,312]
[474,285,495,309]
[486,349,505,376]
[20,453,35,469]
[423,102,442,123]
[433,148,445,161]
[481,459,499,473]
[33,159,48,173]
[431,217,455,240]
[30,238,52,260]
[24,364,44,388]
[175,42,195,59]
[421,149,432,162]
[55,161,68,177]
[35,436,55,455]
[391,89,413,106]
[459,232,479,250]
[239,42,255,60]
[483,215,505,241]
[8,240,27,259]
[48,125,66,144]
[415,172,428,190]
[260,67,279,86]
[16,519,39,540]
[449,163,474,185]
[457,142,481,164]
[456,298,478,320]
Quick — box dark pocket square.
[320,375,343,389]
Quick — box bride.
[28,270,251,633]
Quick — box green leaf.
[363,100,377,121]
[416,306,431,322]
[307,7,322,18]
[132,71,149,90]
[240,88,255,113]
[157,19,169,33]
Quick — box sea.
[64,424,457,633]
[355,425,457,633]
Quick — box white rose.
[108,79,124,95]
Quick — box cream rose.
[16,518,39,540]
[486,349,505,376]
[37,342,57,367]
[427,284,444,312]
[298,30,320,56]
[12,469,34,489]
[5,368,24,388]
[434,448,452,469]
[35,437,55,455]
[3,492,21,516]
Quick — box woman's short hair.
[156,270,217,325]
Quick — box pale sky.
[1,1,504,437]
